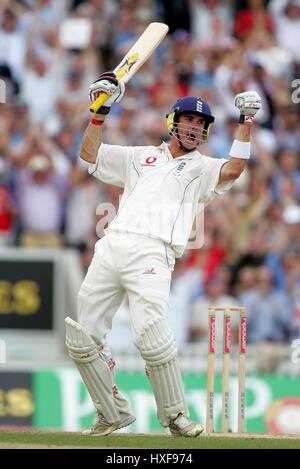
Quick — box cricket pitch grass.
[0,430,299,449]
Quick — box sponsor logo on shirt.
[173,161,187,177]
[142,267,156,274]
[141,156,157,167]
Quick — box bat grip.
[90,92,110,113]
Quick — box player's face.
[177,113,205,150]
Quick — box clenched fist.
[234,90,261,124]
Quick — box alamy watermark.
[0,339,6,364]
[0,79,6,103]
[95,200,205,250]
[291,339,300,365]
[291,79,300,104]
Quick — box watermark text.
[291,79,300,104]
[95,199,206,250]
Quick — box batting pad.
[65,317,120,423]
[138,318,188,426]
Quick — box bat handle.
[89,92,110,113]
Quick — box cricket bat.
[90,22,169,113]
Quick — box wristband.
[229,140,251,160]
[90,118,104,126]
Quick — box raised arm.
[218,91,261,184]
[80,72,125,164]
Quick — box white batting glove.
[234,90,261,124]
[89,72,125,114]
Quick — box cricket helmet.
[166,96,215,143]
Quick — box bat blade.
[90,22,169,113]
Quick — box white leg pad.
[65,317,120,423]
[137,318,188,426]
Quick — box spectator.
[0,8,26,84]
[263,202,287,253]
[167,256,203,346]
[234,266,257,296]
[230,226,269,288]
[272,148,300,203]
[191,0,233,43]
[234,0,274,42]
[282,205,300,251]
[240,266,293,343]
[189,271,238,344]
[270,0,300,60]
[65,163,103,249]
[274,105,300,151]
[240,266,294,370]
[266,245,300,290]
[161,0,191,34]
[15,154,67,247]
[21,52,62,123]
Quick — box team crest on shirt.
[173,161,187,177]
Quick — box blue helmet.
[166,96,215,143]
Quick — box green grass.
[0,430,300,449]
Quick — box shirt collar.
[159,141,200,160]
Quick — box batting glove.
[234,90,261,124]
[89,72,125,114]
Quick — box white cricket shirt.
[89,142,233,257]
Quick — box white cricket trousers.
[78,231,175,346]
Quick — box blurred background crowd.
[0,0,300,368]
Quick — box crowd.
[0,0,299,364]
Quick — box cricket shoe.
[82,412,136,436]
[169,413,204,437]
